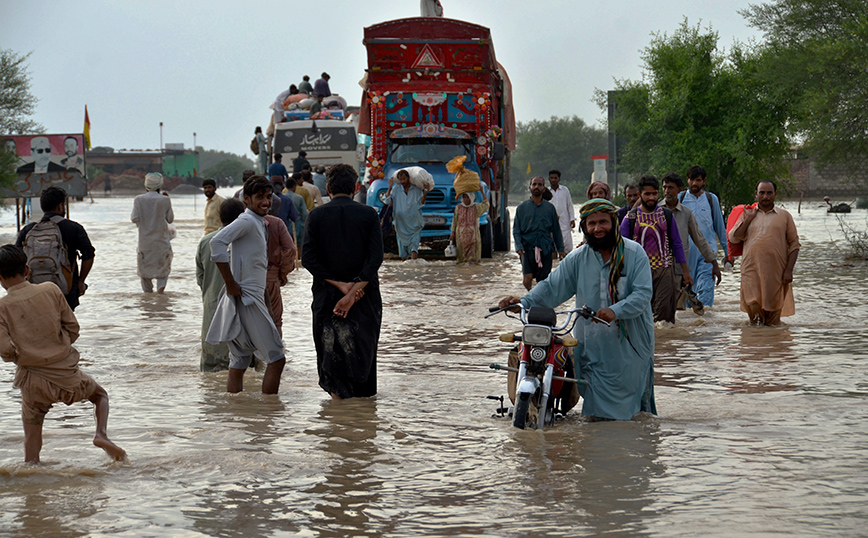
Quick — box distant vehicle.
[359,17,516,256]
[271,119,365,172]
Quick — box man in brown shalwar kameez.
[728,180,800,325]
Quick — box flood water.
[0,191,866,537]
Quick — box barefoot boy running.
[0,245,125,463]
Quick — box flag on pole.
[83,106,92,150]
[526,162,531,175]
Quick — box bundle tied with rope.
[447,155,481,200]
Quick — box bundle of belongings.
[447,155,481,199]
[394,166,435,191]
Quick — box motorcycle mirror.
[561,337,578,347]
[499,333,515,343]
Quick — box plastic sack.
[447,155,481,199]
[444,242,457,258]
[395,166,435,191]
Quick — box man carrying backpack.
[680,165,728,308]
[620,175,692,324]
[16,186,95,311]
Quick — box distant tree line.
[507,116,607,199]
[596,0,868,209]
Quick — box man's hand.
[558,251,566,260]
[516,249,524,258]
[387,176,394,187]
[711,260,722,285]
[78,280,88,296]
[783,268,794,285]
[327,280,353,295]
[596,307,616,323]
[682,273,694,288]
[570,220,576,229]
[225,279,242,298]
[743,206,757,222]
[333,293,356,318]
[498,295,521,311]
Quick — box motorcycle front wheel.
[513,392,532,429]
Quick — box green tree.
[741,0,868,168]
[1,49,44,190]
[202,158,247,183]
[508,116,607,198]
[595,21,792,209]
[197,147,255,172]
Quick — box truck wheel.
[494,217,510,252]
[481,222,493,258]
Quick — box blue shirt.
[267,162,288,179]
[383,184,425,238]
[512,198,564,255]
[680,191,728,257]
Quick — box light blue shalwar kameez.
[383,185,425,258]
[680,191,728,307]
[520,239,657,420]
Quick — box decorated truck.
[358,16,516,256]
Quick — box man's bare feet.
[94,435,127,461]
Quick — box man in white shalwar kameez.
[206,176,286,394]
[131,173,174,293]
[548,169,575,251]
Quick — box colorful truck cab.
[359,17,516,256]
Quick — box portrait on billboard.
[1,134,88,198]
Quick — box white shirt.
[548,185,575,229]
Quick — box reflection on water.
[304,399,381,538]
[0,195,866,536]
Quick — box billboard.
[1,134,88,198]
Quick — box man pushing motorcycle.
[499,199,657,421]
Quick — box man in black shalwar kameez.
[302,164,384,399]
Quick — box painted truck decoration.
[359,17,516,256]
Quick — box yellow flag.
[526,162,531,175]
[83,106,92,150]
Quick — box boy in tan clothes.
[0,244,125,464]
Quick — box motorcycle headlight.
[522,325,552,347]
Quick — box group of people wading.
[505,165,799,420]
[0,161,800,463]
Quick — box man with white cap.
[131,173,174,293]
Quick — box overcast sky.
[1,0,761,158]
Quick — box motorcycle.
[486,303,609,430]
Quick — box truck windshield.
[389,139,474,164]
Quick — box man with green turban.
[499,199,656,420]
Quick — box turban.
[144,172,164,191]
[586,181,611,201]
[579,198,628,339]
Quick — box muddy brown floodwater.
[0,191,866,537]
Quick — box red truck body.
[359,17,515,254]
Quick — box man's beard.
[641,198,657,212]
[585,225,618,251]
